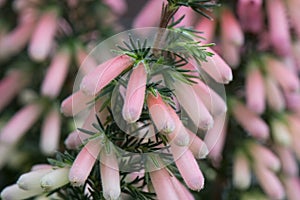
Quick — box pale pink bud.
[200,48,233,84]
[170,176,195,200]
[40,167,70,192]
[245,66,265,114]
[0,69,29,112]
[80,55,134,95]
[100,148,121,200]
[271,119,292,147]
[220,8,244,46]
[283,177,300,200]
[264,76,285,111]
[220,42,241,68]
[61,90,94,116]
[171,80,213,130]
[266,0,291,56]
[1,184,42,200]
[29,9,58,61]
[204,113,227,165]
[40,107,61,155]
[237,0,264,33]
[147,92,175,134]
[286,115,300,159]
[76,47,98,75]
[17,169,51,190]
[0,103,42,145]
[231,100,269,140]
[103,0,127,15]
[186,128,208,159]
[195,17,216,44]
[285,92,300,111]
[171,145,204,191]
[265,56,300,93]
[149,168,180,200]
[254,166,285,199]
[64,131,83,150]
[69,137,103,186]
[41,48,70,98]
[174,6,196,27]
[122,62,147,123]
[275,146,298,177]
[133,0,164,28]
[249,143,281,172]
[233,151,251,190]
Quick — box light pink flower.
[40,167,70,192]
[200,48,233,84]
[69,137,103,186]
[270,118,292,147]
[0,103,43,145]
[254,165,285,199]
[41,48,70,98]
[275,146,298,177]
[174,6,196,27]
[100,147,121,200]
[61,90,94,117]
[1,184,42,200]
[287,115,300,159]
[170,176,195,200]
[133,0,164,28]
[233,151,251,189]
[266,0,291,56]
[0,69,29,112]
[245,65,265,114]
[231,100,269,140]
[171,80,213,130]
[171,145,204,191]
[147,92,175,134]
[40,107,61,155]
[237,0,264,33]
[195,17,216,44]
[80,55,134,95]
[186,128,208,159]
[17,168,51,191]
[220,42,241,68]
[248,142,281,172]
[264,76,285,112]
[103,0,127,15]
[283,177,300,200]
[149,168,180,200]
[122,62,147,123]
[29,9,58,61]
[265,56,300,93]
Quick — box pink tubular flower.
[284,177,300,200]
[61,90,94,116]
[171,145,204,191]
[170,176,195,200]
[253,165,285,199]
[231,99,269,140]
[270,118,292,147]
[275,146,298,177]
[80,55,134,96]
[200,48,233,84]
[174,6,196,27]
[171,80,213,130]
[100,147,121,200]
[286,0,300,38]
[195,17,216,44]
[133,0,164,28]
[220,8,244,46]
[287,115,300,159]
[237,0,264,33]
[233,151,251,190]
[1,184,42,200]
[103,0,127,15]
[40,107,61,155]
[245,65,265,114]
[29,8,58,61]
[0,103,43,145]
[186,128,209,159]
[149,168,180,200]
[17,168,51,191]
[122,62,147,123]
[147,92,175,134]
[41,48,71,98]
[264,76,285,112]
[69,137,103,186]
[248,142,281,172]
[0,69,29,112]
[264,56,300,93]
[40,167,70,192]
[266,0,291,56]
